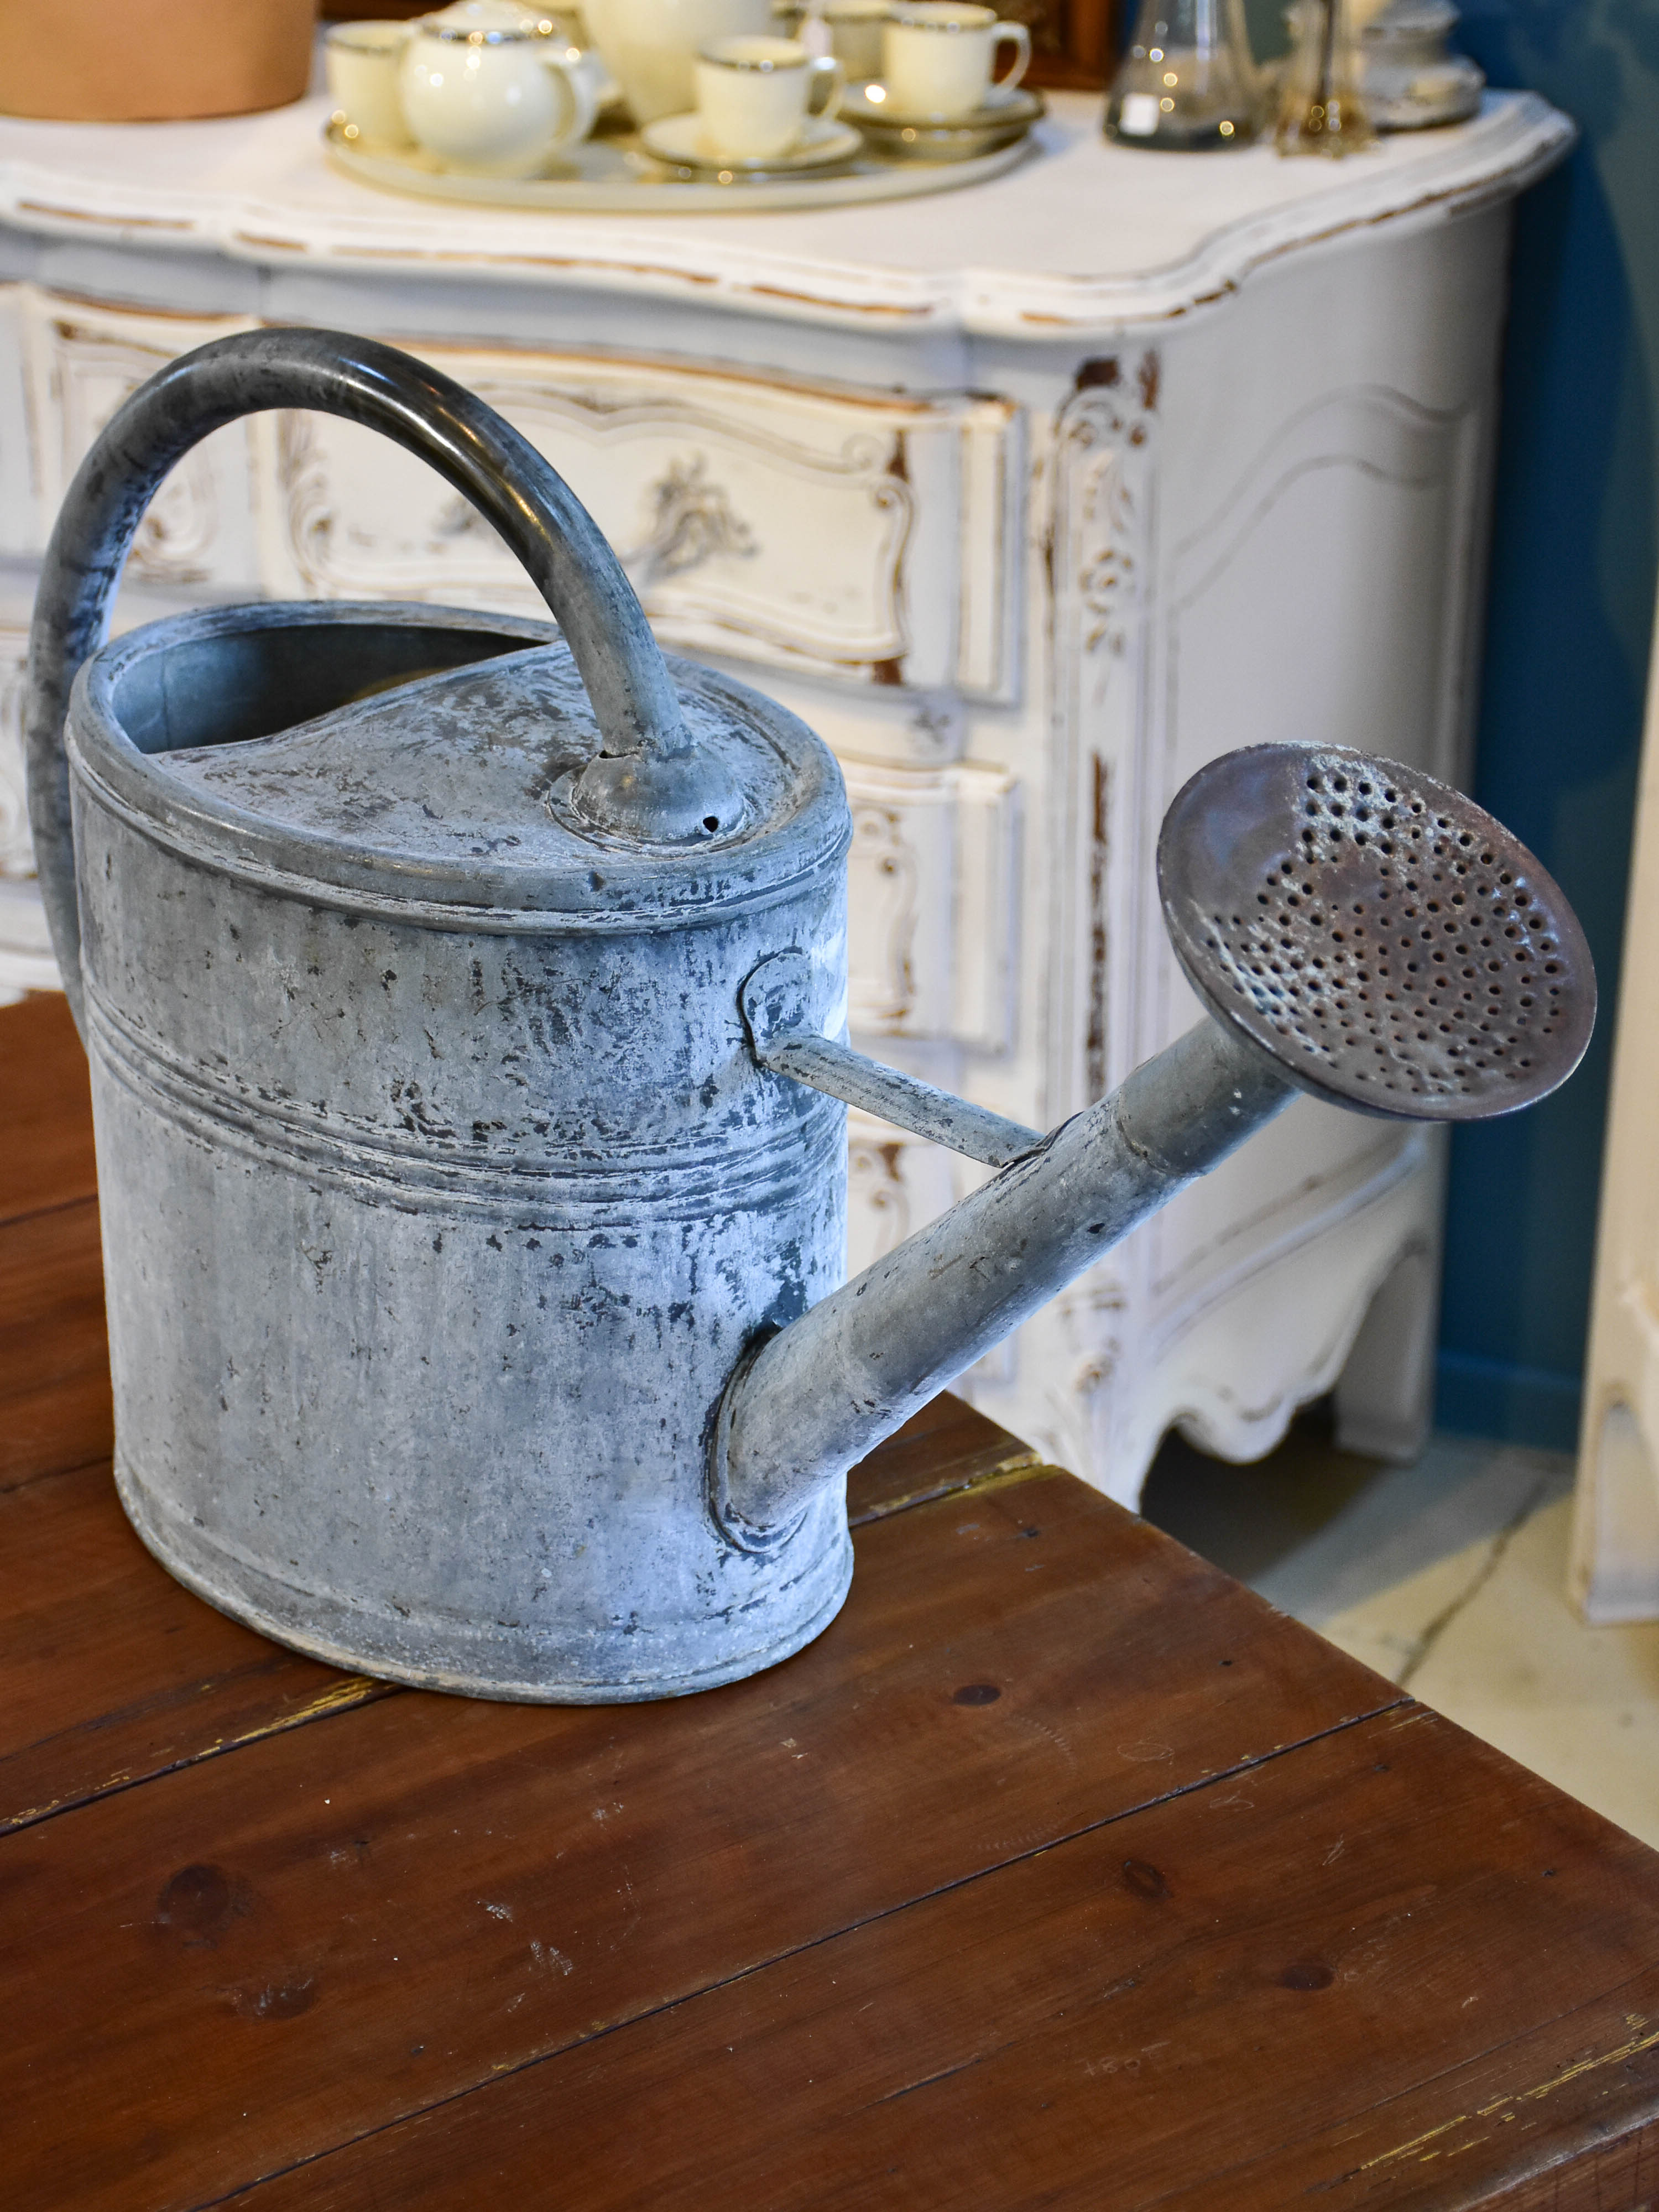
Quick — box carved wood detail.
[1033,356,1488,1494]
[253,343,1015,698]
[1165,383,1478,800]
[625,455,758,582]
[18,289,257,590]
[1144,385,1478,1312]
[844,1109,964,1280]
[842,757,1019,1052]
[1047,349,1160,1124]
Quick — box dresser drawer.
[843,757,1020,1053]
[249,338,1020,700]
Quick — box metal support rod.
[715,1018,1296,1543]
[739,947,1041,1169]
[763,1034,1042,1168]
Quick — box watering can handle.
[24,325,695,1038]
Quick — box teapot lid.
[416,0,565,42]
[70,602,849,932]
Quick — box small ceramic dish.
[640,111,863,171]
[840,75,1043,158]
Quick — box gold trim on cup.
[888,3,997,27]
[698,36,814,67]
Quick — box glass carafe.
[1105,0,1261,150]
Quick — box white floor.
[1140,1425,1659,1851]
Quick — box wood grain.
[0,1392,1034,1839]
[847,1386,1040,1523]
[0,992,96,1225]
[1464,2120,1659,2211]
[0,1197,112,1488]
[0,1460,389,1835]
[216,1708,1659,2212]
[0,997,111,1487]
[0,1472,1401,2212]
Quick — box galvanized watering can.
[25,329,1595,1703]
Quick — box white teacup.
[693,35,845,158]
[583,0,773,126]
[325,19,416,150]
[882,1,1028,117]
[822,0,889,81]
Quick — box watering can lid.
[70,604,850,931]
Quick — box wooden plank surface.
[1474,2124,1659,2212]
[7,989,1659,2212]
[2,1468,1403,2212]
[0,1397,1031,1840]
[0,1459,389,1835]
[846,1382,1039,1522]
[0,1197,112,1487]
[214,1708,1659,2212]
[0,989,97,1224]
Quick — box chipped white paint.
[0,93,1569,336]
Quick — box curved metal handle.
[24,325,693,1036]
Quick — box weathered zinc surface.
[63,602,849,1690]
[71,604,852,1699]
[25,327,1599,1708]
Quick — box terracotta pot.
[0,0,318,122]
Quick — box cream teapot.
[399,0,602,174]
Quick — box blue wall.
[1229,0,1657,1448]
[1436,0,1659,1447]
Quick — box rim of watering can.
[1157,742,1595,1123]
[66,600,852,935]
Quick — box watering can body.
[27,327,1596,1708]
[67,597,854,1699]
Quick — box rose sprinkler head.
[1157,743,1595,1120]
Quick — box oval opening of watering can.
[25,328,1598,1704]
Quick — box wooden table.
[6,989,1659,2211]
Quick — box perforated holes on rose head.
[1156,744,1596,1121]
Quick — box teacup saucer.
[840,79,1044,159]
[640,112,863,173]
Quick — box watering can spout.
[717,740,1598,1549]
[715,1016,1294,1544]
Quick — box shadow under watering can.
[24,329,1595,1702]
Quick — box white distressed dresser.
[0,88,1571,1503]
